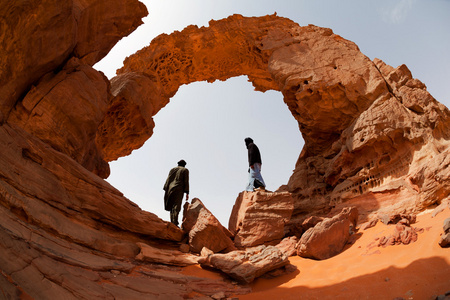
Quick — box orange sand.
[182,208,450,299]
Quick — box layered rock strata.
[199,245,290,284]
[182,198,236,253]
[297,207,358,260]
[228,191,294,248]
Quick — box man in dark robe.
[244,137,266,191]
[163,160,189,226]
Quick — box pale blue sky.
[95,0,450,226]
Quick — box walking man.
[244,137,266,191]
[163,160,189,226]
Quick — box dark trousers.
[170,197,183,226]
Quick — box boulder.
[199,245,289,283]
[297,207,358,260]
[228,191,294,248]
[359,218,379,231]
[287,215,325,237]
[432,199,450,217]
[275,236,298,257]
[378,224,424,247]
[439,217,450,248]
[378,213,416,225]
[135,243,199,266]
[182,198,235,253]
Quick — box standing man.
[163,160,189,226]
[244,137,266,191]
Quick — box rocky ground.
[183,207,450,300]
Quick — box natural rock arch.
[1,2,450,296]
[102,14,450,225]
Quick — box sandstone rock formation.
[377,222,423,247]
[439,217,450,247]
[199,245,290,283]
[1,1,450,297]
[229,191,294,248]
[275,236,299,257]
[297,207,358,260]
[135,242,200,266]
[0,0,147,177]
[182,198,235,253]
[116,13,450,228]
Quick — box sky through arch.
[95,0,450,226]
[105,76,302,225]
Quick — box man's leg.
[170,196,183,226]
[253,163,266,188]
[170,207,179,226]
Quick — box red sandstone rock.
[116,13,450,228]
[439,217,450,248]
[377,223,423,247]
[378,213,416,225]
[7,58,111,177]
[359,218,379,231]
[182,198,235,253]
[286,215,325,237]
[275,236,298,257]
[228,191,294,248]
[297,207,358,260]
[199,245,290,283]
[2,7,450,297]
[0,124,183,245]
[97,72,168,162]
[0,0,147,123]
[432,199,450,218]
[135,242,200,266]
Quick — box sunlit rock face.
[1,0,148,177]
[116,13,450,226]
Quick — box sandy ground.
[183,207,450,299]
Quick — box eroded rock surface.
[439,217,450,248]
[116,13,450,227]
[199,245,290,283]
[135,242,200,266]
[182,198,235,253]
[229,191,294,248]
[377,223,423,247]
[297,207,358,260]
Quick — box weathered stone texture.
[439,217,450,248]
[8,58,111,177]
[117,13,450,227]
[297,207,358,260]
[228,191,294,248]
[199,245,289,283]
[0,0,147,123]
[135,242,200,266]
[182,198,236,253]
